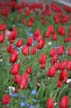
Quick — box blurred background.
[1,0,71,6]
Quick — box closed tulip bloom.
[59,96,69,108]
[31,46,37,54]
[22,45,29,56]
[67,61,71,71]
[46,97,54,108]
[26,37,33,46]
[59,70,68,83]
[16,39,23,47]
[57,46,64,55]
[49,48,56,57]
[9,51,18,63]
[0,34,4,43]
[1,94,10,105]
[68,48,71,56]
[10,63,20,75]
[26,66,32,74]
[37,39,45,49]
[57,26,65,36]
[46,66,56,77]
[38,54,46,64]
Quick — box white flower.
[48,41,52,46]
[66,79,71,83]
[8,86,15,94]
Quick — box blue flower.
[26,103,30,107]
[32,99,37,103]
[9,93,19,97]
[21,95,26,99]
[19,102,26,107]
[53,46,59,49]
[31,89,37,95]
[29,105,34,108]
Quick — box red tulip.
[64,5,71,13]
[57,26,65,36]
[27,18,34,27]
[25,9,31,16]
[22,45,29,56]
[49,48,56,57]
[0,34,4,43]
[1,94,10,105]
[67,61,71,71]
[37,39,45,49]
[46,97,54,108]
[54,17,60,24]
[57,46,64,55]
[6,44,13,53]
[61,15,69,24]
[63,37,70,43]
[59,70,68,83]
[22,72,28,82]
[60,60,67,70]
[45,31,51,38]
[13,74,21,84]
[57,80,62,88]
[59,96,69,108]
[19,79,27,89]
[10,63,20,75]
[26,37,33,46]
[47,25,54,34]
[68,48,71,56]
[50,54,58,64]
[40,64,46,69]
[38,54,46,64]
[26,66,32,74]
[9,51,18,63]
[20,19,25,24]
[20,72,28,89]
[68,31,71,37]
[41,17,46,25]
[52,33,57,41]
[33,29,42,42]
[46,66,56,77]
[69,25,71,31]
[31,46,37,54]
[51,2,62,13]
[53,14,60,24]
[16,39,23,47]
[54,61,60,70]
[8,31,17,41]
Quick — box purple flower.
[19,102,25,107]
[31,89,37,95]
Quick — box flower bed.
[0,1,71,108]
